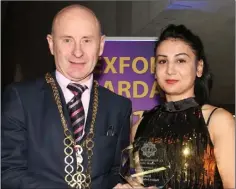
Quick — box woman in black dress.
[115,25,234,189]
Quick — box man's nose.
[72,43,83,58]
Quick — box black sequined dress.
[134,97,223,189]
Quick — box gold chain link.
[45,73,98,189]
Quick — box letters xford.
[97,56,156,74]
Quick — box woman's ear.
[196,60,204,77]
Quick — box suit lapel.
[42,73,64,131]
[51,72,73,134]
[85,84,109,137]
[40,73,71,171]
[83,81,95,139]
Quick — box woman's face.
[155,38,203,101]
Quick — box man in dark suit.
[2,4,132,189]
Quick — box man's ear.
[196,59,204,77]
[46,34,54,55]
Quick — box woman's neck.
[165,94,195,102]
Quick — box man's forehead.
[52,5,101,35]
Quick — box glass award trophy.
[119,137,175,188]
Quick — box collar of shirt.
[55,70,93,104]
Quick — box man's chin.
[69,74,92,82]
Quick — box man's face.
[47,8,105,82]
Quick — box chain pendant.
[75,145,83,164]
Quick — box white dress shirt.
[55,71,93,125]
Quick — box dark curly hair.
[155,24,212,105]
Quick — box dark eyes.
[157,60,167,64]
[63,38,72,43]
[82,39,92,43]
[177,59,186,63]
[157,59,186,64]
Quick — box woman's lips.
[166,79,178,84]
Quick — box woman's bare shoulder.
[201,104,234,143]
[201,104,233,123]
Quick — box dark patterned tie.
[67,83,87,143]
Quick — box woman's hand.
[113,183,159,189]
[113,183,133,189]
